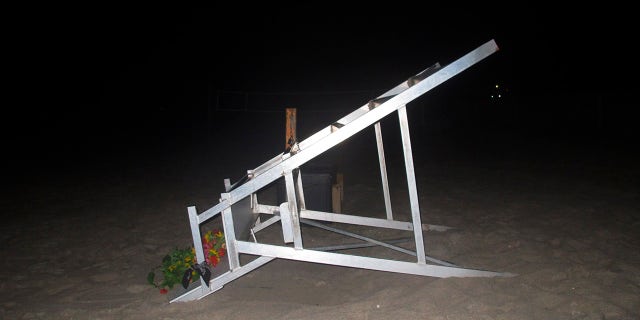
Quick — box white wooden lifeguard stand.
[171,39,514,303]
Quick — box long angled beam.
[301,219,417,256]
[197,40,499,224]
[300,219,456,267]
[310,237,412,251]
[237,241,514,278]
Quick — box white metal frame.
[171,39,514,303]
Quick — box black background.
[4,4,638,175]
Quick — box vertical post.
[220,193,241,270]
[398,106,426,264]
[374,122,394,220]
[284,169,304,249]
[278,202,295,243]
[295,169,306,210]
[188,206,205,264]
[187,206,208,292]
[285,108,297,152]
[332,173,343,213]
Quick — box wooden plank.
[285,108,297,152]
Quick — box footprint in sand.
[90,272,120,282]
[126,284,149,293]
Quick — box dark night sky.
[5,4,637,167]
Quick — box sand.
[2,133,639,320]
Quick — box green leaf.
[147,272,157,287]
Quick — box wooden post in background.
[332,173,343,213]
[285,108,297,152]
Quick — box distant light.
[498,94,501,98]
[491,95,494,99]
[495,84,499,89]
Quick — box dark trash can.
[277,165,335,212]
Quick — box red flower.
[159,288,168,294]
[208,255,219,267]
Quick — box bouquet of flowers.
[147,229,226,294]
[202,230,226,267]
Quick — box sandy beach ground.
[1,129,639,319]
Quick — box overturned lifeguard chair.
[171,39,513,303]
